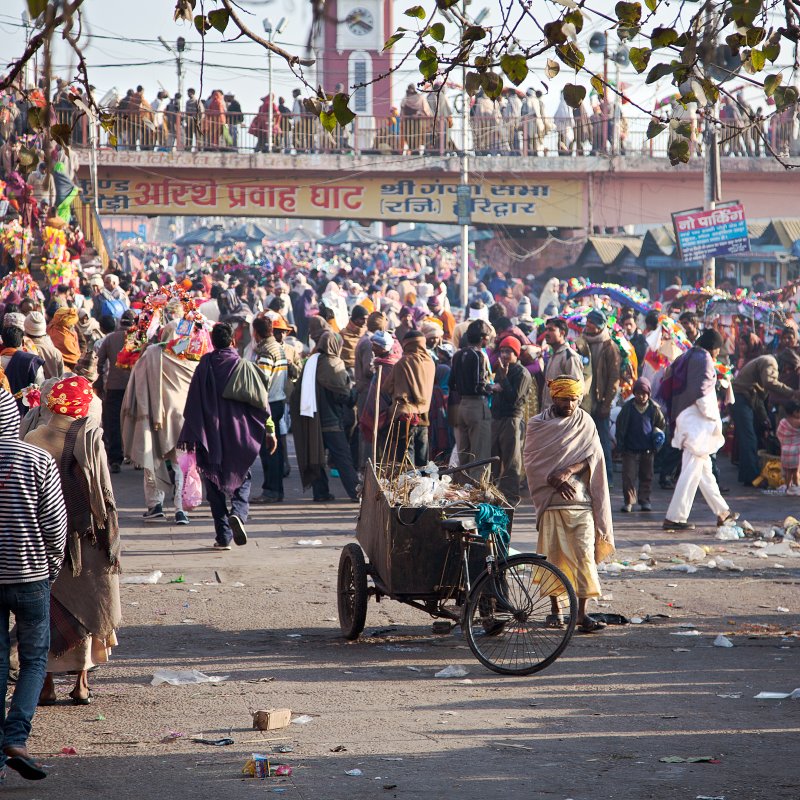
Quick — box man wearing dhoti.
[523,375,615,633]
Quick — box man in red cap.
[489,335,532,504]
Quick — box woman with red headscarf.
[24,376,121,706]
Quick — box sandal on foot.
[68,690,91,706]
[579,616,607,633]
[5,754,47,781]
[545,613,565,629]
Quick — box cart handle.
[439,456,499,478]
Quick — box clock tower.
[317,0,393,121]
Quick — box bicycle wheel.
[464,555,577,675]
[337,544,368,640]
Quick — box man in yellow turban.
[523,374,615,633]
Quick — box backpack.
[100,295,126,320]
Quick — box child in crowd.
[777,401,800,495]
[615,377,666,512]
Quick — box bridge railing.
[59,110,796,160]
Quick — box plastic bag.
[178,451,203,510]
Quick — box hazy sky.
[2,0,794,116]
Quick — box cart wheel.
[337,544,369,640]
[464,555,577,676]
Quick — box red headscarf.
[46,376,94,418]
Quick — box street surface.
[19,451,800,800]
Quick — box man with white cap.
[23,312,64,380]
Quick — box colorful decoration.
[568,282,651,314]
[116,282,209,369]
[1,268,40,300]
[0,220,33,263]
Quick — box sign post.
[671,202,749,270]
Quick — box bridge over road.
[75,149,797,231]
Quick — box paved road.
[21,452,800,799]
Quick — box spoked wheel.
[464,555,577,675]
[337,543,368,640]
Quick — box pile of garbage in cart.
[378,463,506,508]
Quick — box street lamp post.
[263,17,287,154]
[158,36,186,106]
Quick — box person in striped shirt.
[0,389,67,781]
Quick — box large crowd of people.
[3,78,798,158]
[1,175,800,777]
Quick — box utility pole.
[459,42,469,310]
[702,3,720,288]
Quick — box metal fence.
[58,110,797,161]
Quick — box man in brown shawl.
[383,330,436,467]
[523,375,614,633]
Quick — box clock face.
[345,7,375,35]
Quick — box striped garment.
[0,390,67,584]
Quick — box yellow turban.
[548,375,584,399]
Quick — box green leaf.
[319,109,337,133]
[763,42,780,62]
[419,55,438,80]
[644,0,657,10]
[545,59,560,79]
[108,133,118,148]
[332,93,355,126]
[745,48,766,73]
[746,26,766,47]
[564,9,584,33]
[629,47,651,73]
[416,44,437,60]
[383,32,405,51]
[464,71,482,96]
[207,8,229,33]
[435,0,459,9]
[651,26,678,49]
[562,83,586,108]
[500,54,528,86]
[555,42,585,71]
[481,72,504,100]
[194,14,211,35]
[774,85,799,111]
[404,5,426,19]
[764,73,782,97]
[615,1,642,25]
[473,56,490,68]
[429,23,445,42]
[50,123,72,149]
[590,74,605,97]
[543,21,567,46]
[674,121,692,138]
[462,25,487,42]
[27,106,43,130]
[645,61,676,84]
[725,33,745,53]
[27,0,48,17]
[668,139,690,165]
[646,118,666,139]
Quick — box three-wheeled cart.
[337,461,578,675]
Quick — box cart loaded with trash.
[337,457,578,675]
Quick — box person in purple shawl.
[178,323,275,550]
